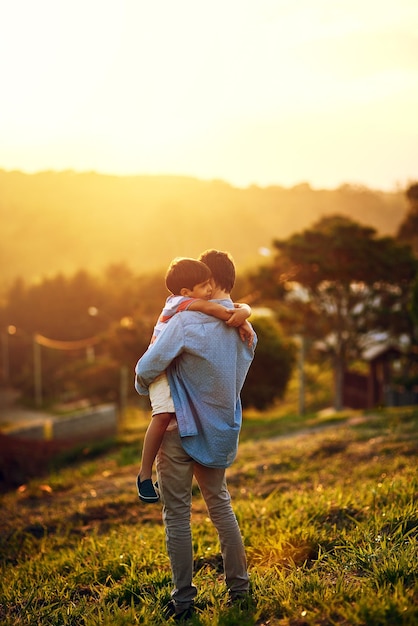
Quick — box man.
[135,249,257,620]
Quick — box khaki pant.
[156,428,249,610]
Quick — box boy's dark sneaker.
[136,475,159,503]
[163,600,194,621]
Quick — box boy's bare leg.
[139,412,174,480]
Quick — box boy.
[137,256,252,503]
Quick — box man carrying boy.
[137,256,252,503]
[135,249,256,620]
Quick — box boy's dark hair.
[165,257,212,295]
[199,249,235,293]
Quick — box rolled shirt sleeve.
[135,315,185,394]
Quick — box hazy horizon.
[0,169,407,287]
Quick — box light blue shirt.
[135,300,257,468]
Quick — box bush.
[241,316,296,410]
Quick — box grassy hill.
[0,406,416,625]
[0,169,407,285]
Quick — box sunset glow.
[1,0,417,190]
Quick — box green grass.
[0,406,417,625]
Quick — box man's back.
[136,302,256,468]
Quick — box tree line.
[0,262,294,410]
[0,170,406,285]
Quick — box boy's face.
[186,279,213,300]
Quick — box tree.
[252,216,417,411]
[397,182,418,255]
[241,316,296,410]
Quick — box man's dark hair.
[165,257,212,295]
[199,249,235,293]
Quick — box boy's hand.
[238,321,254,346]
[225,304,250,327]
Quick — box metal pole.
[1,333,9,384]
[33,336,42,407]
[119,365,128,430]
[86,345,95,363]
[298,335,306,416]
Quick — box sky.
[1,0,417,191]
